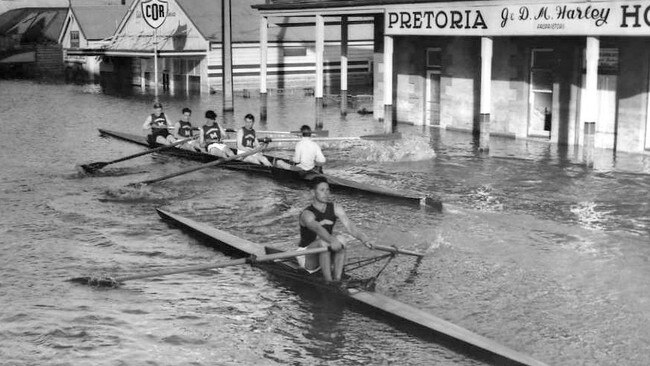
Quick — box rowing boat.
[156,209,547,366]
[99,129,441,210]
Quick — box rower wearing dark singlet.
[199,110,234,158]
[142,102,175,146]
[235,114,271,166]
[172,107,200,151]
[297,176,373,283]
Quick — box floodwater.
[0,79,649,366]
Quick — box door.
[528,49,554,138]
[425,70,440,125]
[425,48,441,126]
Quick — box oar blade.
[67,276,120,287]
[77,162,109,174]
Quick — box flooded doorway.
[425,48,441,126]
[528,48,554,138]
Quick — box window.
[282,47,307,57]
[70,31,79,49]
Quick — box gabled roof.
[71,5,129,40]
[0,8,67,43]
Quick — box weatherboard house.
[252,0,650,154]
[60,0,374,94]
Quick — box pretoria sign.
[141,0,168,29]
[385,1,650,36]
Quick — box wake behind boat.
[97,129,442,210]
[156,209,547,366]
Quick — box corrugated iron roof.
[72,5,129,40]
[253,0,484,11]
[0,8,67,43]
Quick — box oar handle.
[135,143,267,185]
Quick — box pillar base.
[583,121,595,167]
[340,90,348,116]
[479,113,490,152]
[383,105,394,134]
[315,97,324,129]
[260,92,268,122]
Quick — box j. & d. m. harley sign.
[385,1,650,36]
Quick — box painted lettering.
[556,5,610,27]
[145,4,165,21]
[535,7,550,21]
[619,5,650,28]
[386,10,488,30]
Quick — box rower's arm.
[334,204,372,248]
[314,145,326,166]
[142,115,152,131]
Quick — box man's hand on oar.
[68,246,329,287]
[128,143,268,187]
[77,135,199,174]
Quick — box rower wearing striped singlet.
[199,110,234,158]
[142,102,176,146]
[235,114,272,166]
[172,107,200,151]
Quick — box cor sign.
[141,0,168,29]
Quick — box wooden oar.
[370,244,425,257]
[68,246,330,287]
[78,135,199,173]
[130,143,267,186]
[224,129,329,137]
[222,132,401,144]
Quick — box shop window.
[70,31,79,49]
[426,48,441,68]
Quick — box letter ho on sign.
[141,0,168,29]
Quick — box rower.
[297,176,373,283]
[173,107,200,151]
[235,114,272,166]
[142,102,176,146]
[199,110,234,158]
[274,125,326,174]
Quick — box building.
[252,0,650,154]
[0,7,67,77]
[58,4,130,83]
[61,0,374,95]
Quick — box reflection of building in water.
[251,0,650,154]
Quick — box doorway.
[528,49,554,138]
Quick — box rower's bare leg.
[332,236,347,281]
[332,250,346,282]
[208,148,228,158]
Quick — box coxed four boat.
[99,129,441,210]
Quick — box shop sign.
[385,1,650,36]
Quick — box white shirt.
[293,137,326,171]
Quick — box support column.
[169,58,175,95]
[222,0,234,111]
[315,14,325,128]
[583,36,599,166]
[340,16,348,116]
[259,15,268,121]
[479,36,493,152]
[383,35,393,134]
[140,59,146,90]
